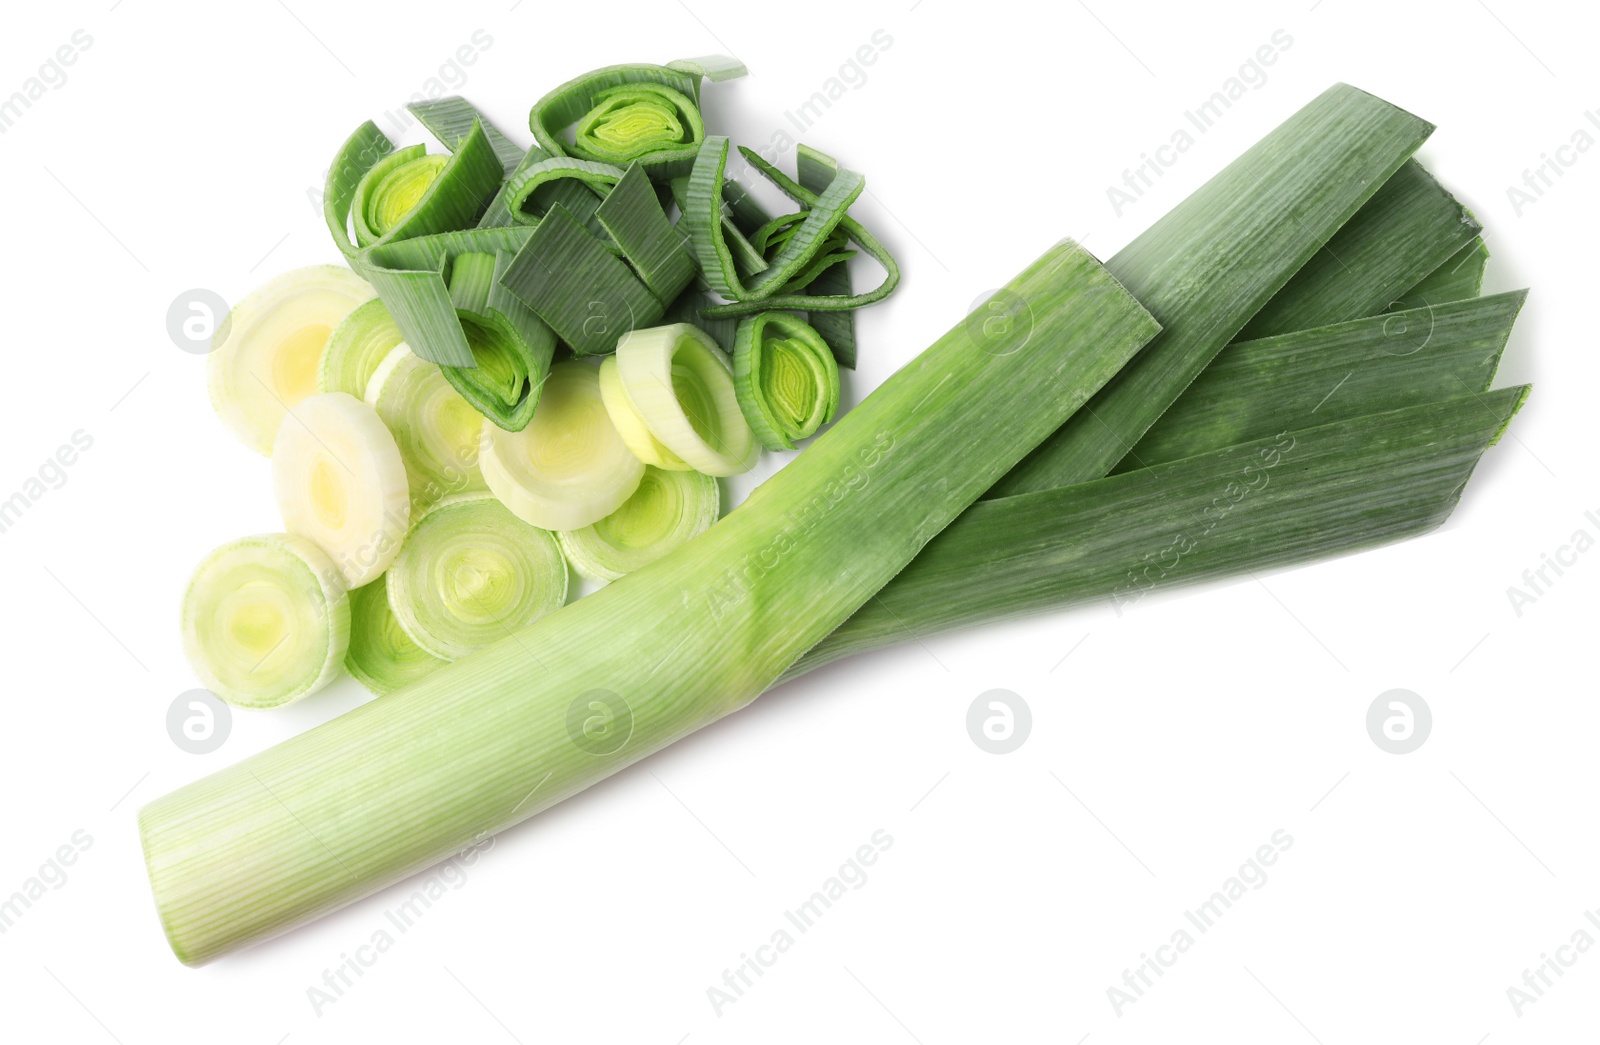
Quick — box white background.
[0,0,1594,1041]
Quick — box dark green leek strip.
[665,55,748,81]
[498,204,665,356]
[686,136,865,302]
[324,122,397,258]
[665,287,738,352]
[1113,291,1527,472]
[594,162,697,303]
[357,226,536,368]
[439,251,558,431]
[788,386,1529,681]
[406,96,526,174]
[671,177,770,280]
[796,143,857,368]
[1234,160,1481,341]
[751,214,856,291]
[502,156,624,229]
[529,62,718,178]
[695,146,900,319]
[1390,237,1490,312]
[990,84,1435,498]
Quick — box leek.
[344,576,448,697]
[140,238,1160,964]
[598,354,691,470]
[796,143,858,367]
[365,345,486,504]
[732,312,840,450]
[385,493,568,660]
[208,266,375,455]
[180,534,350,710]
[317,298,403,398]
[614,323,757,476]
[271,392,410,588]
[558,467,719,582]
[1390,237,1490,312]
[479,361,646,530]
[440,251,558,432]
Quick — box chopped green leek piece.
[594,162,697,303]
[1390,237,1490,312]
[318,298,404,398]
[1113,291,1528,471]
[345,575,449,697]
[615,323,757,476]
[479,360,646,531]
[439,251,558,431]
[365,345,487,504]
[272,392,410,588]
[573,83,704,166]
[353,146,449,248]
[732,312,840,450]
[1234,159,1482,341]
[386,492,568,661]
[795,143,857,367]
[209,265,376,455]
[502,156,624,228]
[557,467,719,582]
[139,238,1159,964]
[990,84,1436,498]
[180,534,350,710]
[405,96,526,174]
[497,204,665,357]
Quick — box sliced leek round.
[571,83,705,166]
[272,392,410,589]
[344,575,447,696]
[365,344,487,504]
[558,467,719,582]
[180,534,350,709]
[732,312,841,450]
[614,323,757,476]
[385,493,568,660]
[318,298,404,398]
[480,361,645,530]
[598,354,691,470]
[208,266,375,455]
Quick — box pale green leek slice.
[385,493,568,660]
[365,345,486,504]
[272,392,410,589]
[344,575,448,696]
[615,323,757,476]
[180,534,350,710]
[317,298,404,398]
[208,265,376,455]
[440,251,558,431]
[480,361,645,530]
[557,467,719,582]
[732,312,840,450]
[597,354,692,470]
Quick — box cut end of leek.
[209,266,376,455]
[272,392,410,589]
[180,534,350,709]
[366,344,488,506]
[386,493,568,660]
[345,575,448,695]
[480,361,645,530]
[558,466,719,582]
[614,323,757,476]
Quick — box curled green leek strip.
[529,61,740,178]
[685,136,865,304]
[751,213,856,293]
[795,143,858,368]
[439,251,558,431]
[344,575,448,697]
[732,312,840,450]
[502,157,625,228]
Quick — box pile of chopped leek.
[153,73,1533,965]
[189,56,896,706]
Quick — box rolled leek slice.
[365,345,487,504]
[353,145,450,247]
[614,323,758,476]
[208,266,375,455]
[318,298,404,398]
[557,467,718,582]
[572,83,704,166]
[731,312,840,450]
[440,251,558,432]
[344,575,447,696]
[480,360,645,530]
[597,354,690,470]
[272,392,410,589]
[385,493,568,660]
[180,534,350,709]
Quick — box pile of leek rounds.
[151,75,1535,964]
[190,56,897,706]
